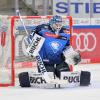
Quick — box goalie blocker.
[18,71,91,88]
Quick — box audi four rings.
[72,32,96,52]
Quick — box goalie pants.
[37,62,70,78]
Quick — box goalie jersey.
[26,24,71,64]
[38,31,70,65]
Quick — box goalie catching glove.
[63,46,81,65]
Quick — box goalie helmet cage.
[0,15,72,87]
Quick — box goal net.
[0,15,72,86]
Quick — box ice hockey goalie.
[18,15,91,88]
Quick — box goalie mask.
[49,15,63,33]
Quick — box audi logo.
[72,32,96,52]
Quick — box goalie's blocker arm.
[26,33,45,57]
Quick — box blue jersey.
[38,29,70,64]
[26,24,71,64]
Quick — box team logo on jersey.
[49,41,62,53]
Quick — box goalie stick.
[16,10,69,84]
[16,10,29,35]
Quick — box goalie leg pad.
[18,72,31,87]
[19,71,56,88]
[80,71,91,86]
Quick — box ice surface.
[0,64,100,100]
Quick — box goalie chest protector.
[40,38,68,64]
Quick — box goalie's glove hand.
[73,52,81,65]
[63,46,81,65]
